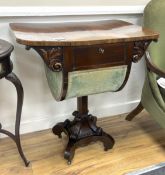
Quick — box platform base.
[52,111,115,164]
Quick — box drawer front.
[73,43,133,71]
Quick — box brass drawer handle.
[98,48,104,54]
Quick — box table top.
[10,20,159,46]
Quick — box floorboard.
[0,111,165,175]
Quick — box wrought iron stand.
[0,39,29,166]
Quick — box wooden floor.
[1,111,165,175]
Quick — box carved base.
[52,111,115,164]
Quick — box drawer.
[72,43,133,71]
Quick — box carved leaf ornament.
[133,40,151,63]
[39,47,63,72]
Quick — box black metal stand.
[0,39,29,166]
[0,73,30,166]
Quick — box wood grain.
[73,42,131,71]
[1,112,165,175]
[10,20,159,46]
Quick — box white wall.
[0,0,150,6]
[0,12,145,136]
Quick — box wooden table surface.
[10,20,159,46]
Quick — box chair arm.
[145,52,165,78]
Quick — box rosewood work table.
[10,20,158,164]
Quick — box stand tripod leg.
[5,72,30,167]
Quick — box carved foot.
[52,111,115,164]
[52,119,70,138]
[101,131,115,151]
[64,140,76,164]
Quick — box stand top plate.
[10,20,159,46]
